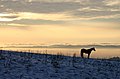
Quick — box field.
[0,50,120,79]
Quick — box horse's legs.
[88,53,90,59]
[81,52,84,58]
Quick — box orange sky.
[0,0,120,45]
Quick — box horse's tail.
[81,50,83,58]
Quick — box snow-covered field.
[0,50,120,79]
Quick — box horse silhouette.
[80,47,96,59]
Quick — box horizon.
[1,43,120,49]
[0,0,120,45]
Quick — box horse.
[80,47,96,59]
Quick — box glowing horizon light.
[0,0,119,45]
[0,18,15,21]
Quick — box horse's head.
[91,47,96,51]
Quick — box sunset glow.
[0,0,120,45]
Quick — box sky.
[0,0,120,45]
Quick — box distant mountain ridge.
[3,44,120,48]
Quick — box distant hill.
[4,44,120,48]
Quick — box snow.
[0,50,120,79]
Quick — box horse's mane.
[90,47,95,51]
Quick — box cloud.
[0,12,70,25]
[0,13,20,21]
[18,12,72,21]
[12,19,65,25]
[0,0,120,24]
[0,0,80,13]
[0,22,30,30]
[71,10,120,19]
[104,0,120,6]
